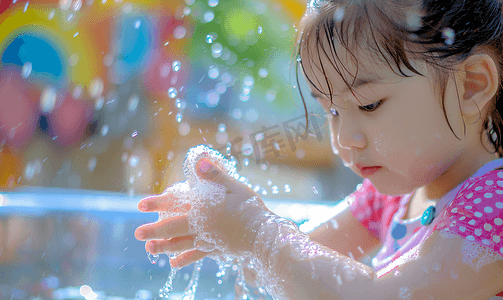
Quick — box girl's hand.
[134,156,272,268]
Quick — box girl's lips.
[357,166,382,176]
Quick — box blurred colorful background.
[0,0,363,299]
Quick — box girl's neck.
[419,151,498,203]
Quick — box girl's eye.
[359,99,385,112]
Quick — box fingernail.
[199,160,212,173]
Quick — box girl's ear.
[459,54,499,119]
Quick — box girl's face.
[302,43,473,196]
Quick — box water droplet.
[88,157,97,172]
[258,26,263,34]
[284,184,291,193]
[172,61,181,72]
[128,95,139,111]
[129,156,140,168]
[272,185,279,195]
[442,27,455,45]
[333,6,345,22]
[134,20,141,29]
[147,252,159,264]
[208,66,219,79]
[226,142,232,156]
[168,87,178,98]
[48,9,55,20]
[261,189,268,195]
[206,34,213,43]
[296,55,301,62]
[208,0,218,7]
[21,62,32,79]
[218,123,226,132]
[260,164,267,171]
[40,86,57,114]
[253,185,261,192]
[243,158,249,166]
[312,186,319,194]
[101,125,109,136]
[398,287,413,300]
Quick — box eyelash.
[328,99,385,116]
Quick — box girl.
[135,0,503,298]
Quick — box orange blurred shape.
[0,147,21,189]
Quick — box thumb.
[196,158,230,187]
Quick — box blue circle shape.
[391,222,407,240]
[421,205,436,226]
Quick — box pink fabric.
[349,159,503,276]
[435,170,503,256]
[348,179,402,243]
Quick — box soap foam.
[158,144,237,253]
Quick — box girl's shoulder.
[435,169,503,258]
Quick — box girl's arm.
[135,157,503,300]
[308,202,381,261]
[250,214,503,300]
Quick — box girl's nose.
[337,122,367,150]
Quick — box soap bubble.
[258,26,263,34]
[176,98,182,108]
[129,156,140,168]
[241,143,253,156]
[59,0,71,11]
[208,0,218,7]
[267,179,272,186]
[243,76,254,86]
[231,108,242,120]
[206,90,220,107]
[208,66,219,79]
[215,131,228,144]
[211,43,223,55]
[218,123,226,132]
[174,26,187,39]
[258,68,268,78]
[134,20,141,29]
[168,87,178,98]
[260,164,267,171]
[215,82,227,94]
[266,90,277,102]
[203,10,214,22]
[95,96,104,110]
[172,61,181,72]
[398,287,412,300]
[178,122,191,136]
[21,62,32,79]
[128,95,139,112]
[243,158,249,166]
[176,113,183,123]
[284,184,291,193]
[245,109,259,123]
[312,186,319,194]
[183,7,191,15]
[255,133,264,141]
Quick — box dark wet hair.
[295,0,503,157]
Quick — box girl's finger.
[138,194,191,213]
[170,249,212,269]
[147,236,195,255]
[135,215,190,240]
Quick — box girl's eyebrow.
[309,77,381,99]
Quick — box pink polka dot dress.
[349,158,503,298]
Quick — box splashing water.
[172,61,181,72]
[148,252,160,264]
